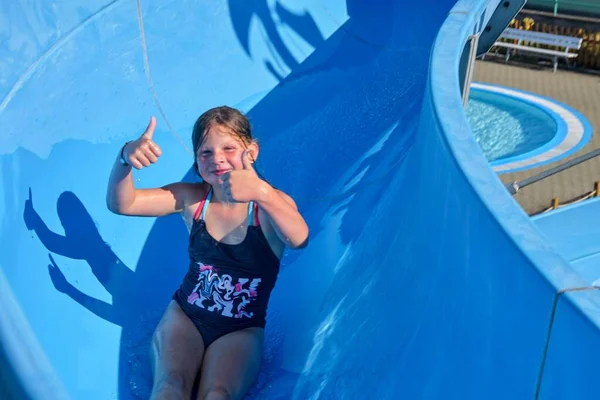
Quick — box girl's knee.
[201,385,233,400]
[152,370,194,399]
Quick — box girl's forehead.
[201,125,241,145]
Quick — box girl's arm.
[106,116,199,217]
[255,184,309,249]
[220,150,309,249]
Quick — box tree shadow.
[228,0,325,81]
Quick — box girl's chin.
[201,176,222,186]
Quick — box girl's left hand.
[222,150,264,203]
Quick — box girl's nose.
[213,150,226,163]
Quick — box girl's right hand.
[123,116,162,169]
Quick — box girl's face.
[196,124,257,185]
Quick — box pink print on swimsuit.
[187,262,261,319]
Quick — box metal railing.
[505,147,600,195]
[525,0,600,16]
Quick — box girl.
[106,106,309,400]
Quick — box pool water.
[466,89,558,162]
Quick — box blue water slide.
[2,0,599,399]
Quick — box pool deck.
[472,60,600,215]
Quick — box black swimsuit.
[172,188,281,347]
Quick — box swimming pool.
[466,83,593,174]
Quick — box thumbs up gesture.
[222,150,263,203]
[122,116,162,169]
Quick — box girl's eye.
[224,147,236,151]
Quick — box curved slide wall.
[2,0,600,399]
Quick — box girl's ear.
[248,141,259,164]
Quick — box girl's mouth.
[213,169,231,176]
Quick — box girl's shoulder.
[166,181,209,206]
[186,181,210,201]
[179,182,210,226]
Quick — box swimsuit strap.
[201,189,213,220]
[193,188,212,221]
[194,188,259,226]
[248,201,261,227]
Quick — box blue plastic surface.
[2,0,600,399]
[537,289,600,400]
[533,197,600,286]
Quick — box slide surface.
[2,0,600,399]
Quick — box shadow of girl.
[24,189,135,326]
[23,188,190,398]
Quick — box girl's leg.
[150,300,205,400]
[196,327,264,400]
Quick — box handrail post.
[462,32,481,109]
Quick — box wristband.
[119,141,131,166]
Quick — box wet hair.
[192,106,257,177]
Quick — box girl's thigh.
[196,327,264,400]
[150,300,205,395]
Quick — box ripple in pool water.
[466,89,558,163]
